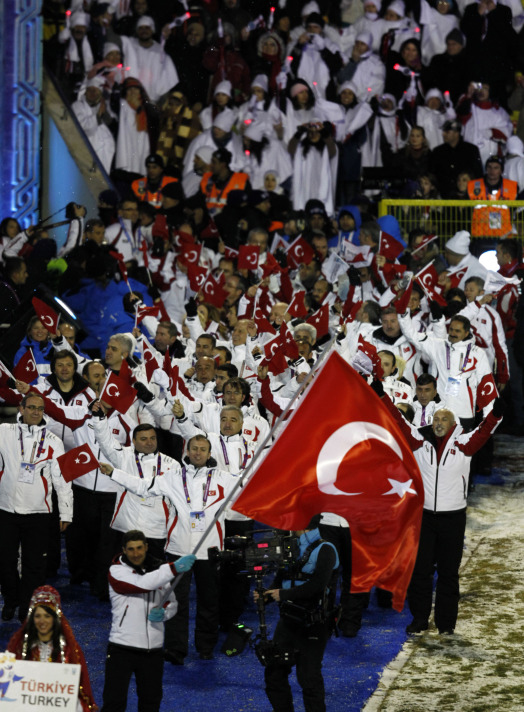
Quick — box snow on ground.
[363,434,524,712]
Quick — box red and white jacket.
[108,556,178,650]
[459,300,509,384]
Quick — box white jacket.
[399,312,495,419]
[111,463,239,559]
[108,556,178,650]
[0,418,72,519]
[93,417,177,538]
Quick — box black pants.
[65,487,118,596]
[219,519,253,629]
[318,523,369,629]
[265,619,330,712]
[101,643,164,712]
[164,556,219,657]
[0,510,50,616]
[408,508,467,631]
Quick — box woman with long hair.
[7,586,98,712]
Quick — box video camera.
[208,530,299,575]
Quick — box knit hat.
[70,11,90,27]
[386,0,405,18]
[355,31,373,48]
[85,76,105,90]
[213,109,235,132]
[214,80,232,97]
[446,28,465,46]
[103,42,121,57]
[364,0,382,10]
[425,88,444,105]
[506,135,524,157]
[195,146,214,164]
[252,74,268,93]
[136,15,155,30]
[244,121,266,142]
[302,1,321,16]
[256,31,285,61]
[290,81,310,98]
[445,231,470,255]
[337,81,358,95]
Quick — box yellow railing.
[378,200,524,247]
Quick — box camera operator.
[254,520,339,712]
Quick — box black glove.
[7,377,16,389]
[429,300,443,320]
[370,379,384,398]
[147,284,161,301]
[294,125,307,139]
[133,382,154,403]
[185,297,198,317]
[492,397,506,418]
[321,120,332,138]
[88,400,106,419]
[274,248,288,269]
[347,266,361,287]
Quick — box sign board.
[0,654,80,710]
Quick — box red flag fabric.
[201,273,229,308]
[414,262,447,307]
[180,244,202,266]
[223,245,239,261]
[379,231,404,261]
[13,350,39,383]
[261,252,282,279]
[476,373,498,410]
[163,354,195,401]
[57,443,98,482]
[186,263,208,293]
[345,299,363,323]
[238,245,260,271]
[136,303,160,325]
[286,236,315,268]
[142,336,160,382]
[411,233,438,255]
[118,359,136,386]
[287,291,308,319]
[381,262,407,286]
[447,266,468,289]
[117,259,129,285]
[358,335,384,380]
[140,239,150,269]
[100,372,136,413]
[0,360,13,389]
[232,351,423,611]
[266,349,289,376]
[279,321,300,360]
[394,279,413,315]
[32,297,59,336]
[254,313,276,335]
[306,304,330,339]
[263,335,281,361]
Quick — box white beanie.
[252,74,268,93]
[338,80,358,96]
[302,1,320,16]
[355,31,373,48]
[364,0,382,10]
[425,88,444,104]
[195,146,214,164]
[103,42,121,57]
[71,11,90,27]
[85,76,106,89]
[136,15,155,30]
[244,121,266,142]
[387,0,405,17]
[213,108,235,132]
[506,135,524,157]
[214,80,232,97]
[445,230,470,255]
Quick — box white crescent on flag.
[316,422,404,496]
[76,451,91,464]
[107,383,120,397]
[41,315,54,328]
[204,282,215,295]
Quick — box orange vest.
[200,171,249,216]
[467,178,518,237]
[131,175,178,209]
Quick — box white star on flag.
[382,478,417,499]
[75,458,80,464]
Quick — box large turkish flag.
[232,351,423,610]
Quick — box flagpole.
[156,339,337,602]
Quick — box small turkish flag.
[379,231,404,261]
[136,303,160,325]
[163,353,195,401]
[232,351,423,611]
[261,251,282,279]
[357,335,383,380]
[201,273,228,308]
[181,244,202,266]
[118,359,136,386]
[57,443,98,482]
[13,349,39,383]
[32,298,59,336]
[254,313,276,335]
[286,236,315,268]
[279,321,300,360]
[140,239,150,269]
[0,359,14,389]
[415,261,447,307]
[238,245,260,271]
[223,245,239,261]
[99,372,136,413]
[394,278,413,315]
[476,373,498,410]
[186,263,208,293]
[264,334,281,361]
[306,304,330,339]
[287,291,308,319]
[142,336,160,383]
[411,233,438,256]
[381,262,407,286]
[447,266,468,289]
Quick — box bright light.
[53,297,77,320]
[479,249,499,272]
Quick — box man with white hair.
[443,231,488,289]
[117,16,178,102]
[373,381,504,635]
[72,76,116,173]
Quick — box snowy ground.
[363,434,524,712]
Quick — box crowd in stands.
[1,0,524,705]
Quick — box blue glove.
[175,554,196,573]
[148,607,165,622]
